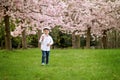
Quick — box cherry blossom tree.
[0,0,67,49]
[61,0,120,48]
[0,0,32,49]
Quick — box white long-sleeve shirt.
[39,34,53,51]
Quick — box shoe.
[41,63,45,66]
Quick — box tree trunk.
[102,30,107,49]
[22,29,27,49]
[118,31,120,48]
[38,30,42,48]
[72,31,79,48]
[97,37,102,49]
[76,35,80,48]
[72,31,80,48]
[114,30,117,48]
[72,31,76,48]
[4,15,12,50]
[17,38,21,49]
[107,31,112,48]
[86,27,91,49]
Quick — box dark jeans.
[42,51,50,64]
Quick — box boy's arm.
[39,34,44,43]
[50,37,53,45]
[47,36,53,46]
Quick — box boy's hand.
[47,43,50,46]
[42,36,44,41]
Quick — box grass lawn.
[0,48,120,80]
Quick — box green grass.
[0,48,120,80]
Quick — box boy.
[39,27,53,65]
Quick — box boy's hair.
[43,28,50,31]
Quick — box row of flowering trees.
[0,0,120,50]
[0,0,67,50]
[61,0,120,48]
